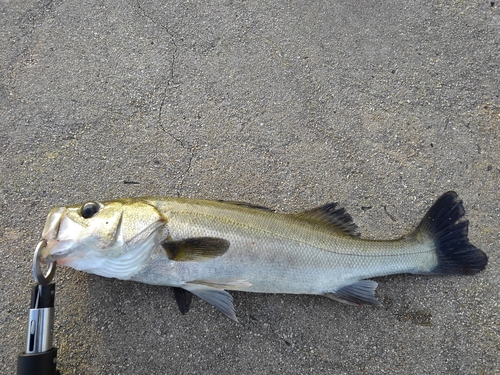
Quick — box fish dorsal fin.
[162,237,230,262]
[295,203,359,237]
[217,200,274,212]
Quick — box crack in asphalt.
[135,0,194,196]
[135,0,177,127]
[135,0,177,46]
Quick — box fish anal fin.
[183,283,237,321]
[162,237,230,262]
[324,280,381,307]
[172,287,192,314]
[295,203,359,237]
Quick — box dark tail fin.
[417,191,487,275]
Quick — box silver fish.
[41,191,487,320]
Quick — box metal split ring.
[32,240,56,285]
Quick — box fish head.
[40,199,168,278]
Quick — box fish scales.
[148,198,435,292]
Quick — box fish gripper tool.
[17,240,60,375]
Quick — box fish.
[40,191,488,320]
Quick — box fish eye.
[81,202,100,219]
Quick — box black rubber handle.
[17,347,58,375]
[31,284,55,309]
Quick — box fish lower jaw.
[55,255,84,266]
[40,239,80,263]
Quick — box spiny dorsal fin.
[217,200,274,212]
[294,203,359,236]
[162,237,230,262]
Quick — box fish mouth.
[40,207,83,264]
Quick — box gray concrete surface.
[1,0,499,373]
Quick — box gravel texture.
[1,0,499,374]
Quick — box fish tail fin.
[415,191,487,275]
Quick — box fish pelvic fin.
[414,191,488,275]
[324,280,381,307]
[182,283,237,321]
[172,287,193,314]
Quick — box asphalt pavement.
[1,0,499,374]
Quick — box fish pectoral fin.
[183,283,237,321]
[324,280,381,307]
[161,237,230,262]
[172,287,193,314]
[294,203,359,237]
